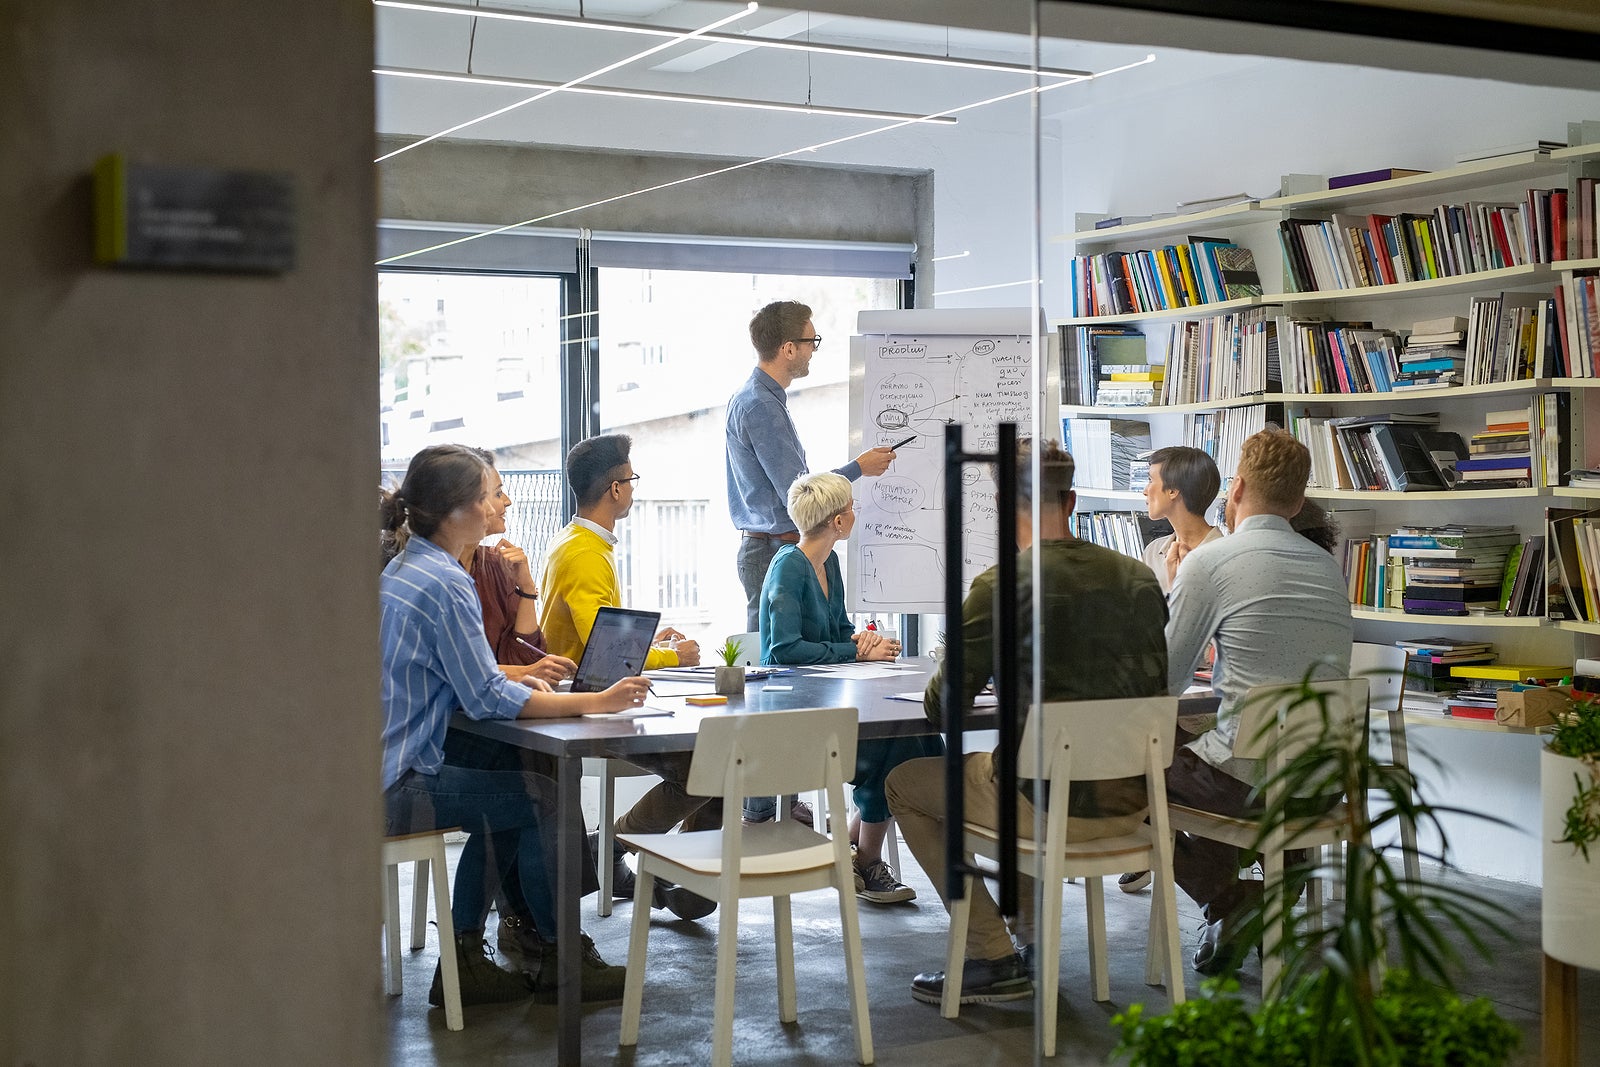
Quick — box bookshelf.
[1058,132,1600,666]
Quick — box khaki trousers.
[887,752,1144,962]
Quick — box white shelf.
[1056,202,1267,245]
[1052,295,1259,327]
[1261,151,1571,211]
[1071,488,1145,503]
[1059,395,1273,417]
[1282,378,1600,405]
[1055,148,1600,251]
[1401,710,1551,735]
[1553,619,1600,635]
[1308,487,1548,502]
[1350,606,1545,627]
[1264,262,1553,306]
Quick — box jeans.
[735,535,782,631]
[384,759,561,940]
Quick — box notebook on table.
[572,607,662,693]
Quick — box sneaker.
[651,878,717,920]
[789,800,814,828]
[854,855,916,904]
[910,954,1032,1005]
[529,932,628,1004]
[588,830,636,899]
[1118,870,1152,894]
[430,931,534,1007]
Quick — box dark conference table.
[454,659,1215,1065]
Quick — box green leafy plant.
[1547,694,1600,860]
[1113,973,1518,1067]
[1113,663,1522,1067]
[716,637,744,667]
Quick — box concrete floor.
[386,844,1600,1066]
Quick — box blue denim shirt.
[725,365,861,534]
[380,536,532,790]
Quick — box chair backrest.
[1231,677,1370,762]
[726,631,761,667]
[1350,641,1406,714]
[1017,696,1180,781]
[686,707,859,798]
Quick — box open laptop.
[571,607,662,693]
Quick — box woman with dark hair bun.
[380,444,644,1008]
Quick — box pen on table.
[890,434,917,450]
[623,660,656,695]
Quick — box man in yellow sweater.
[539,433,698,670]
[540,433,716,920]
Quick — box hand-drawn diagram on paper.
[852,333,1034,613]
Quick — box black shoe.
[588,830,636,899]
[651,878,718,920]
[1192,918,1254,977]
[910,953,1033,1005]
[529,932,628,1004]
[1017,943,1038,982]
[1118,870,1152,894]
[430,932,534,1007]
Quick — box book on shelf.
[1454,139,1565,164]
[1212,245,1263,299]
[1176,191,1258,213]
[1327,167,1427,190]
[1061,417,1151,491]
[1546,506,1600,622]
[1411,315,1468,337]
[1402,597,1472,616]
[1394,635,1494,658]
[1505,534,1547,617]
[1449,663,1569,683]
[1386,524,1517,550]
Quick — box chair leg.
[1084,875,1110,1004]
[941,872,974,1019]
[834,854,875,1065]
[384,861,403,996]
[1150,834,1185,1003]
[619,869,655,1047]
[711,891,741,1067]
[883,816,901,875]
[597,763,615,918]
[410,859,430,950]
[774,894,797,1023]
[428,836,464,1032]
[1039,866,1066,1057]
[1261,849,1284,994]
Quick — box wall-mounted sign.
[93,155,295,273]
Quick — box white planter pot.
[1541,747,1600,969]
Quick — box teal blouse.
[758,545,856,665]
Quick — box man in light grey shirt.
[1163,428,1353,975]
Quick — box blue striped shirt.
[725,366,862,534]
[380,536,532,790]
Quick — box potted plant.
[1541,693,1600,971]
[1114,667,1523,1066]
[714,638,745,696]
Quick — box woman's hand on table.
[853,630,899,661]
[599,675,652,713]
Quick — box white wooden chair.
[382,828,463,1031]
[585,757,653,916]
[1167,677,1370,992]
[618,706,873,1067]
[942,696,1186,1057]
[726,631,761,666]
[1351,641,1421,883]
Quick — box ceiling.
[372,0,1182,167]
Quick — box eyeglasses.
[613,474,641,487]
[786,335,823,350]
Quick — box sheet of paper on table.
[886,690,996,706]
[798,662,928,680]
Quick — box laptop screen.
[571,607,662,693]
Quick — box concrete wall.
[0,1,381,1063]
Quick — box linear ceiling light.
[376,1,759,161]
[932,250,970,262]
[932,279,1033,297]
[374,0,1093,81]
[377,55,1152,266]
[375,66,957,124]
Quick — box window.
[598,269,900,641]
